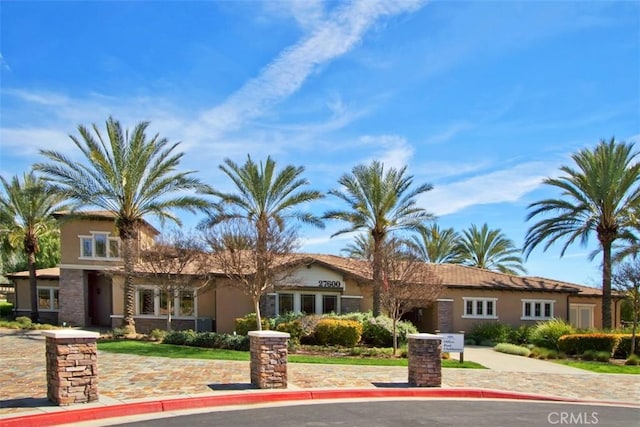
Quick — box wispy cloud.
[424,161,558,216]
[192,0,426,142]
[0,53,10,71]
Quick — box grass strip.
[98,340,485,368]
[554,359,640,374]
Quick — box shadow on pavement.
[208,383,258,391]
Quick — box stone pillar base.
[407,333,443,387]
[43,330,99,405]
[249,331,290,389]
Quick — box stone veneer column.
[42,330,99,405]
[436,299,454,333]
[407,333,443,387]
[249,330,290,389]
[59,268,86,326]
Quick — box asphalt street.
[109,400,640,427]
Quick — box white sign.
[437,333,464,353]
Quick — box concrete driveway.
[460,346,594,374]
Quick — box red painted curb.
[0,388,628,427]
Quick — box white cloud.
[0,52,9,71]
[424,161,557,216]
[193,0,426,141]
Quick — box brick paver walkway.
[1,329,638,418]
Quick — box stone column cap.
[248,330,290,338]
[407,333,443,340]
[42,329,100,339]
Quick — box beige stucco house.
[8,211,622,333]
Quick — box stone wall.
[59,269,86,326]
[43,330,99,405]
[436,299,454,333]
[407,333,442,387]
[340,297,362,313]
[249,331,289,389]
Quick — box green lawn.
[554,359,640,374]
[97,340,485,368]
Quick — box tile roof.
[6,267,61,279]
[53,210,159,235]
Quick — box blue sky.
[1,1,639,287]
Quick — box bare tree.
[135,229,213,331]
[380,239,443,355]
[613,260,640,355]
[205,219,300,330]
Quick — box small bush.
[360,315,417,347]
[530,347,559,359]
[111,327,127,338]
[508,325,533,345]
[494,343,531,357]
[530,318,576,350]
[479,339,495,347]
[442,352,450,359]
[468,322,511,345]
[581,350,596,361]
[234,313,270,335]
[15,316,32,327]
[558,334,620,356]
[464,338,476,345]
[625,354,640,366]
[315,318,362,347]
[594,351,611,363]
[148,329,167,341]
[276,320,303,345]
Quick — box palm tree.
[0,172,66,322]
[342,233,376,261]
[524,138,640,329]
[324,160,434,316]
[457,223,526,275]
[410,223,463,264]
[201,155,324,329]
[34,117,212,334]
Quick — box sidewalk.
[1,329,638,423]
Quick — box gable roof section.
[53,210,160,236]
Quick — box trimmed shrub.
[594,351,611,363]
[315,318,362,347]
[163,329,197,346]
[494,343,531,357]
[530,347,560,360]
[581,350,596,361]
[148,329,167,342]
[234,313,270,335]
[468,322,511,345]
[529,319,576,350]
[0,302,13,317]
[558,334,621,356]
[479,339,495,347]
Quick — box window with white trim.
[462,298,498,319]
[37,287,59,311]
[135,286,197,317]
[521,299,555,320]
[274,291,340,315]
[79,232,120,259]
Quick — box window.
[37,288,59,311]
[135,287,197,317]
[274,292,340,315]
[79,232,120,259]
[462,298,498,319]
[278,293,294,315]
[570,304,595,329]
[522,299,555,320]
[301,294,316,314]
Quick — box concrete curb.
[4,388,637,427]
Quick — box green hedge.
[163,330,250,351]
[315,318,362,347]
[530,319,576,350]
[557,333,621,356]
[613,335,640,359]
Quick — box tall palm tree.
[524,138,640,329]
[457,223,526,275]
[411,223,463,264]
[0,172,66,321]
[342,233,376,261]
[34,117,212,334]
[201,155,324,329]
[324,160,434,316]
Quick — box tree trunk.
[166,292,173,332]
[254,296,262,331]
[121,225,137,336]
[392,316,398,356]
[372,231,383,317]
[601,237,613,330]
[28,250,38,323]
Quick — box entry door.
[570,305,594,329]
